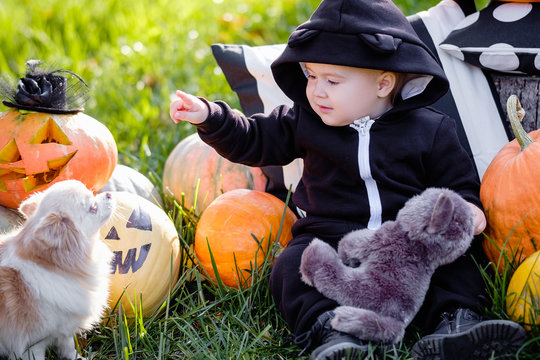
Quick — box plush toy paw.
[332,305,405,344]
[300,238,339,286]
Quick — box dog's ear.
[426,193,454,234]
[17,212,87,272]
[35,213,81,252]
[19,191,46,218]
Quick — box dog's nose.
[105,192,112,199]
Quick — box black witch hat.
[0,60,89,114]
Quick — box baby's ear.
[19,192,46,218]
[426,193,454,234]
[377,71,397,98]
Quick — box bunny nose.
[105,192,112,199]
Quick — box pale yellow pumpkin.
[506,250,540,329]
[100,192,180,317]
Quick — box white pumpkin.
[100,164,162,206]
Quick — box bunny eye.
[89,202,98,214]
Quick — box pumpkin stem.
[507,95,534,151]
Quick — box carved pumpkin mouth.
[0,117,77,192]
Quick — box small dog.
[0,180,115,360]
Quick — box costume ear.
[19,191,45,218]
[288,28,321,47]
[358,33,402,54]
[426,193,454,234]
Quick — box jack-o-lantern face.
[0,117,77,192]
[105,204,153,275]
[100,192,180,317]
[0,109,117,209]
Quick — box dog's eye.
[89,202,98,214]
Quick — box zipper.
[350,117,382,230]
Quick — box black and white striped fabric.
[211,0,512,198]
[440,1,540,75]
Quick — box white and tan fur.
[0,180,114,360]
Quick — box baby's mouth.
[317,105,333,113]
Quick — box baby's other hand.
[469,203,486,235]
[170,90,209,125]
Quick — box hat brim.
[2,100,82,114]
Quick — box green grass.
[0,0,538,358]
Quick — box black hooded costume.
[195,0,488,339]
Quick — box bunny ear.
[358,33,402,54]
[288,29,321,48]
[427,193,454,234]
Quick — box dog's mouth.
[0,118,77,192]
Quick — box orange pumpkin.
[194,189,296,288]
[163,133,266,213]
[0,108,117,209]
[480,95,540,270]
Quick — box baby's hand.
[170,90,209,124]
[469,203,486,235]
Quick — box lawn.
[0,0,538,359]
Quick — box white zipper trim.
[350,117,382,230]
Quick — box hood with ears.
[271,0,449,115]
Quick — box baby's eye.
[89,202,98,214]
[328,79,339,86]
[307,74,316,80]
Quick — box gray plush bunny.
[300,187,475,344]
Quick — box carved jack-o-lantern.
[0,109,117,208]
[100,192,180,317]
[0,61,117,209]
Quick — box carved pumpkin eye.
[0,139,24,191]
[29,117,72,145]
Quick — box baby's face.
[304,63,392,126]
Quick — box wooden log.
[490,74,540,135]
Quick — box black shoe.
[412,308,528,360]
[293,311,368,360]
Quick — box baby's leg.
[332,306,406,344]
[269,233,339,335]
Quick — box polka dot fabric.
[440,1,540,74]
